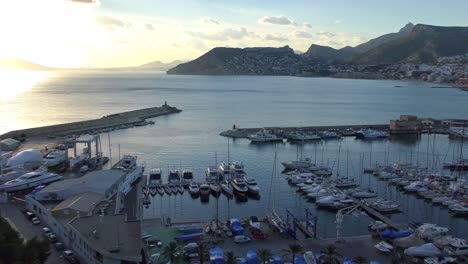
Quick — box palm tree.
[197,243,209,264]
[282,243,303,262]
[161,241,180,264]
[353,255,368,264]
[320,244,341,264]
[258,248,272,264]
[226,251,236,264]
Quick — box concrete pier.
[0,104,181,140]
[221,124,389,139]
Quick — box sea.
[1,70,468,239]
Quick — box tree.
[161,241,180,264]
[353,255,368,264]
[0,217,50,264]
[257,248,272,264]
[226,251,236,264]
[282,243,303,262]
[320,244,341,264]
[197,243,209,264]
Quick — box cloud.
[145,23,155,31]
[316,31,337,38]
[96,16,131,30]
[292,31,313,38]
[258,15,298,26]
[200,17,220,25]
[335,20,342,24]
[187,27,252,41]
[68,0,100,3]
[264,33,289,42]
[303,23,312,29]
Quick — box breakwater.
[0,104,181,140]
[220,124,389,138]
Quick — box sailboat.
[266,152,289,233]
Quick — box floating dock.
[347,195,401,231]
[0,104,181,140]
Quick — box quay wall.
[0,105,181,139]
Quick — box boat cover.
[6,149,43,168]
[230,220,244,236]
[246,250,260,264]
[236,258,247,264]
[393,234,425,248]
[269,255,282,264]
[209,246,225,264]
[404,243,442,257]
[293,255,307,264]
[379,230,412,239]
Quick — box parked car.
[234,235,251,244]
[63,250,79,264]
[47,234,57,243]
[53,242,64,251]
[31,217,41,225]
[42,227,52,237]
[25,211,35,219]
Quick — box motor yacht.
[248,129,283,143]
[147,168,162,186]
[350,189,377,199]
[181,169,194,184]
[220,180,233,196]
[206,166,222,182]
[43,150,67,167]
[334,177,357,188]
[0,170,63,192]
[321,130,340,139]
[217,162,231,179]
[231,176,248,196]
[355,128,390,139]
[230,161,246,177]
[287,131,321,141]
[281,158,314,170]
[168,170,181,184]
[199,182,211,197]
[244,177,260,195]
[209,182,221,197]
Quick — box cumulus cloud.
[145,23,155,31]
[258,15,298,26]
[96,16,131,30]
[200,17,220,25]
[187,27,251,41]
[303,23,312,29]
[316,31,337,38]
[292,31,313,38]
[335,20,342,24]
[264,33,289,42]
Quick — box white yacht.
[230,161,247,177]
[199,182,211,196]
[181,169,194,184]
[188,182,200,196]
[356,128,390,139]
[220,180,233,196]
[321,130,340,139]
[281,158,314,170]
[43,150,67,167]
[147,168,162,185]
[231,177,248,196]
[350,189,377,199]
[244,177,260,195]
[210,182,221,197]
[334,177,357,188]
[287,131,321,141]
[167,170,181,184]
[0,170,63,192]
[248,129,283,143]
[217,163,231,179]
[206,166,221,182]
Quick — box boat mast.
[267,152,277,210]
[336,146,341,178]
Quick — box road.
[0,201,67,264]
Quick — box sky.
[0,0,467,68]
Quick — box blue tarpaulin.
[209,246,225,264]
[246,250,260,264]
[230,219,244,236]
[380,230,412,239]
[293,255,307,264]
[269,255,282,264]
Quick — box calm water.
[2,70,468,239]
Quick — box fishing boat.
[220,180,233,196]
[231,177,248,196]
[188,182,200,196]
[244,177,260,195]
[199,182,211,197]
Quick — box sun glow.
[0,69,50,100]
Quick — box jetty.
[0,104,181,140]
[347,195,401,231]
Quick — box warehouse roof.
[52,192,104,213]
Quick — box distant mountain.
[353,23,414,53]
[138,60,185,71]
[352,24,468,64]
[0,58,53,70]
[167,46,310,75]
[302,23,414,62]
[302,44,357,62]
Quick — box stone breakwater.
[0,105,182,140]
